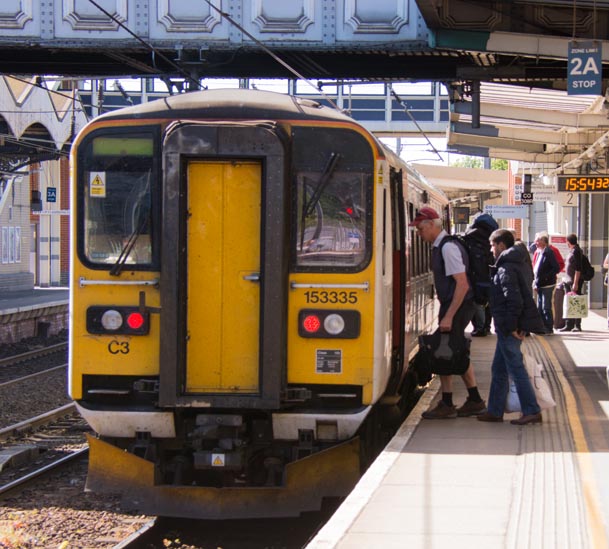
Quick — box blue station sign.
[568,40,602,95]
[46,186,57,203]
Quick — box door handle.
[243,273,261,282]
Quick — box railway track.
[0,341,68,367]
[0,405,90,497]
[0,342,68,385]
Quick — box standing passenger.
[558,234,584,332]
[604,252,609,329]
[410,207,486,419]
[532,234,560,334]
[478,229,544,425]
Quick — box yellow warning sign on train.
[90,172,106,197]
[211,453,225,467]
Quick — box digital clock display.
[557,175,609,192]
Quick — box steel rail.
[0,342,68,368]
[0,363,67,389]
[0,403,77,442]
[0,447,88,497]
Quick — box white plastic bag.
[505,353,556,412]
[506,379,521,413]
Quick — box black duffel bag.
[413,330,471,382]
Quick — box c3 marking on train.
[108,340,130,354]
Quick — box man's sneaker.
[456,398,487,417]
[422,400,457,419]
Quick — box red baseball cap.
[408,207,440,227]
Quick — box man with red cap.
[410,206,486,419]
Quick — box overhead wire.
[388,84,444,163]
[0,74,88,111]
[86,0,202,90]
[201,0,341,111]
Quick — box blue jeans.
[487,332,541,417]
[536,285,555,332]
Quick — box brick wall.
[0,308,68,343]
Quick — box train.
[68,88,449,519]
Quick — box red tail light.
[303,314,321,333]
[127,311,145,329]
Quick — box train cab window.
[292,128,373,271]
[77,132,159,270]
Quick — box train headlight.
[298,309,360,339]
[324,314,345,335]
[101,310,123,330]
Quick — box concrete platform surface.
[308,309,609,549]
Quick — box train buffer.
[308,309,609,548]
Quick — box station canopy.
[446,82,608,175]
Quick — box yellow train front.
[69,89,443,519]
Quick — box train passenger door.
[185,161,261,393]
[160,122,287,409]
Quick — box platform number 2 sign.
[568,40,602,95]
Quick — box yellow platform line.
[537,336,608,548]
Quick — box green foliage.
[449,156,508,170]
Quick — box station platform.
[0,288,69,315]
[308,309,609,549]
[0,288,69,341]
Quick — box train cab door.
[160,123,288,409]
[185,160,261,393]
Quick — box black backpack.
[439,234,494,306]
[581,252,595,281]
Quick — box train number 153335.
[304,290,358,304]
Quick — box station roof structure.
[446,82,609,173]
[412,1,609,173]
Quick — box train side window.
[78,132,159,269]
[292,127,373,272]
[407,202,415,276]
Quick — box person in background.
[558,233,583,332]
[532,233,560,335]
[531,232,565,273]
[478,229,544,425]
[514,240,534,289]
[465,213,498,337]
[409,207,486,419]
[549,240,565,273]
[604,252,609,329]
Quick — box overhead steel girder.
[448,129,545,153]
[452,101,609,128]
[447,143,580,164]
[449,121,606,153]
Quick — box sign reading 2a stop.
[568,40,602,95]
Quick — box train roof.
[95,88,359,125]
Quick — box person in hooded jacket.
[478,229,545,425]
[465,213,498,337]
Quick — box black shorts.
[439,298,475,351]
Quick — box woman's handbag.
[604,272,608,286]
[563,293,588,318]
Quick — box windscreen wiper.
[109,215,148,276]
[299,152,340,251]
[304,152,340,217]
